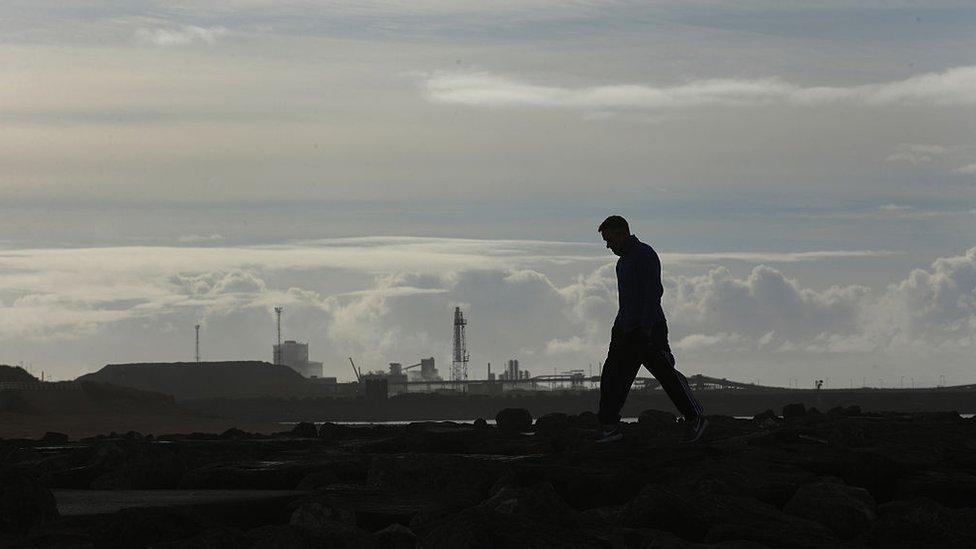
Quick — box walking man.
[596,215,707,443]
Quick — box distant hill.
[0,365,38,383]
[77,361,317,400]
[0,380,175,415]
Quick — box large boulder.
[568,411,600,429]
[782,403,806,419]
[290,500,356,529]
[494,408,532,432]
[704,496,837,548]
[367,454,507,507]
[39,432,69,445]
[371,523,421,548]
[534,412,570,432]
[896,470,976,508]
[0,469,59,535]
[638,409,677,429]
[866,498,976,549]
[94,507,208,548]
[482,482,578,525]
[783,480,877,539]
[290,422,319,439]
[619,485,701,540]
[248,523,368,549]
[422,484,597,548]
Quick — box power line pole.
[195,324,201,363]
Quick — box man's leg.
[643,345,703,421]
[598,333,643,427]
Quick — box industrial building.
[499,358,530,381]
[273,340,324,378]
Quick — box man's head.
[598,215,631,256]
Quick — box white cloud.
[424,66,976,110]
[673,332,744,352]
[884,143,955,165]
[877,204,914,211]
[953,163,976,175]
[178,234,225,243]
[662,250,893,263]
[1,238,974,384]
[135,26,228,46]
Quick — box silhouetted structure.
[273,340,324,378]
[451,307,469,382]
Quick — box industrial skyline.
[1,2,973,388]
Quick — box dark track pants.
[598,327,703,425]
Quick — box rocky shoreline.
[2,404,975,548]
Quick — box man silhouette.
[596,215,707,443]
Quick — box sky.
[1,1,974,387]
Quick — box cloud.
[665,265,872,348]
[953,163,976,175]
[662,250,894,263]
[673,332,744,352]
[178,234,225,243]
[1,238,974,384]
[884,143,958,165]
[135,26,228,46]
[424,66,976,110]
[877,204,914,212]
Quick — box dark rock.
[782,403,806,419]
[318,422,344,441]
[371,523,420,548]
[39,432,69,445]
[123,430,146,441]
[867,498,976,549]
[568,411,600,429]
[248,523,368,549]
[0,468,59,535]
[219,427,247,440]
[783,480,876,539]
[578,505,622,531]
[827,405,861,417]
[422,490,596,548]
[612,527,771,548]
[703,494,837,548]
[752,409,776,421]
[290,422,318,439]
[638,409,677,428]
[619,485,702,540]
[494,408,532,432]
[90,448,187,489]
[896,470,976,508]
[289,500,356,529]
[534,412,570,432]
[96,507,208,548]
[180,461,312,489]
[472,417,489,429]
[482,482,578,525]
[296,470,341,490]
[150,527,247,548]
[367,454,506,507]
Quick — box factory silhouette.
[264,305,552,400]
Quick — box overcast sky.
[1,1,974,387]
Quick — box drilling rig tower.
[451,306,469,382]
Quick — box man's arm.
[639,248,665,331]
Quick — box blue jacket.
[613,235,667,333]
